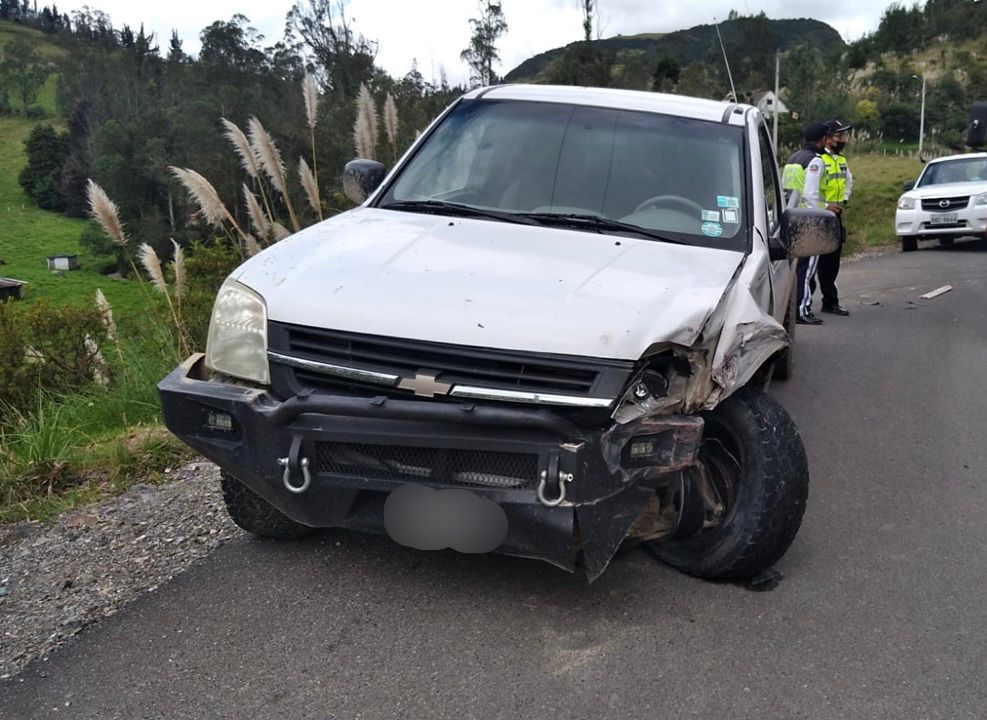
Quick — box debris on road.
[919,285,953,299]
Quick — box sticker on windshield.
[701,209,720,222]
[722,208,739,224]
[701,222,723,237]
[716,195,740,209]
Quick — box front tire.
[938,237,954,247]
[220,470,316,539]
[901,236,917,252]
[647,387,809,580]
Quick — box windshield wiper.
[378,200,540,226]
[519,212,685,244]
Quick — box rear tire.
[646,386,809,580]
[220,470,316,539]
[901,236,917,252]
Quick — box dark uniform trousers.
[815,215,845,308]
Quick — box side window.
[757,125,781,234]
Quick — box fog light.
[629,438,657,457]
[206,411,233,432]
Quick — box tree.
[18,124,68,210]
[653,55,680,92]
[579,0,593,42]
[286,0,377,97]
[0,36,50,108]
[461,0,507,88]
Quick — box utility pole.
[773,51,780,154]
[912,72,927,157]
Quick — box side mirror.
[902,179,916,191]
[343,159,387,205]
[781,207,841,259]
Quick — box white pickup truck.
[159,85,839,582]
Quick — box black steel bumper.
[158,354,703,581]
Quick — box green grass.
[0,116,148,310]
[1,110,184,523]
[843,153,921,252]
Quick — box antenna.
[715,20,737,102]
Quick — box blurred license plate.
[930,213,957,225]
[383,484,508,554]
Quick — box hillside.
[505,17,844,83]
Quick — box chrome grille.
[921,196,969,211]
[267,322,633,403]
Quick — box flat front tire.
[647,386,809,580]
[220,470,316,540]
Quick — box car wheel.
[646,386,809,580]
[772,280,796,381]
[938,237,954,247]
[220,470,316,539]
[901,236,918,252]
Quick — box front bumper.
[159,354,703,581]
[895,207,987,238]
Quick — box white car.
[896,152,987,251]
[159,85,839,582]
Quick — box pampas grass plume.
[243,185,271,239]
[171,239,186,299]
[298,158,322,219]
[271,222,291,241]
[244,234,262,257]
[384,93,398,148]
[354,83,378,159]
[221,118,261,180]
[138,243,167,294]
[87,180,128,247]
[248,116,288,197]
[169,167,229,229]
[95,289,117,341]
[303,74,319,131]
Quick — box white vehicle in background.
[896,152,987,252]
[160,85,840,582]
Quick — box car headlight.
[205,278,269,384]
[897,196,916,210]
[974,192,987,206]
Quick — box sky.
[58,0,897,86]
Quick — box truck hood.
[234,208,746,360]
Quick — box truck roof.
[463,84,749,125]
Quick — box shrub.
[17,124,68,211]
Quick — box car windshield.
[377,99,747,251]
[918,156,987,186]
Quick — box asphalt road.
[3,238,987,720]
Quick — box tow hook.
[278,437,312,494]
[537,451,573,507]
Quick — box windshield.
[918,157,987,186]
[377,99,748,251]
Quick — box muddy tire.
[647,386,808,580]
[773,281,796,381]
[220,470,316,539]
[901,236,917,252]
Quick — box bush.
[17,124,68,211]
[182,239,243,351]
[23,105,47,119]
[0,300,108,420]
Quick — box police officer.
[782,121,829,324]
[812,119,853,316]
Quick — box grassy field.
[0,116,148,310]
[843,153,919,253]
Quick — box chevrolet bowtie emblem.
[397,371,452,397]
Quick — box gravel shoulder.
[0,461,238,679]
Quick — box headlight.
[897,196,916,210]
[974,192,987,206]
[205,278,269,384]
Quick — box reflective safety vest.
[821,152,849,203]
[781,146,819,207]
